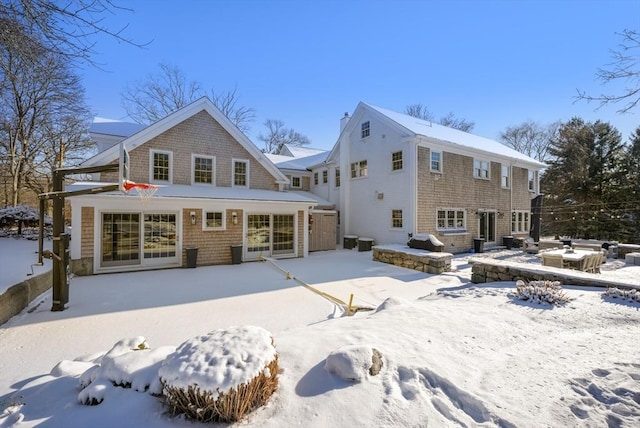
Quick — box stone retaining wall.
[0,270,52,325]
[373,246,452,274]
[471,259,637,290]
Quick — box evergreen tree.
[541,118,627,240]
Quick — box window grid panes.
[102,213,140,265]
[314,172,318,185]
[351,160,368,178]
[501,165,510,188]
[194,157,213,184]
[392,210,403,228]
[512,211,530,233]
[234,161,247,186]
[361,121,370,138]
[392,151,403,171]
[431,151,441,172]
[335,168,340,187]
[322,170,328,184]
[291,176,301,188]
[206,212,223,229]
[144,214,176,259]
[272,214,294,255]
[437,209,466,230]
[474,160,489,179]
[153,152,170,181]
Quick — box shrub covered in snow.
[159,326,278,423]
[77,337,176,405]
[0,205,51,228]
[603,287,640,303]
[513,280,570,305]
[324,345,384,382]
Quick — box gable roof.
[278,144,328,158]
[266,150,329,171]
[329,102,546,169]
[90,118,146,138]
[83,97,288,184]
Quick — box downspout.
[413,141,418,236]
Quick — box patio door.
[246,213,296,260]
[478,211,496,244]
[101,212,179,268]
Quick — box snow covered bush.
[513,280,570,305]
[77,336,175,405]
[324,346,384,382]
[159,326,278,423]
[603,287,640,303]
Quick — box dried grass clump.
[162,355,279,423]
[603,287,640,303]
[514,280,570,305]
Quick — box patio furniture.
[541,253,567,268]
[543,249,595,272]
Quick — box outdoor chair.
[583,253,602,273]
[542,253,566,268]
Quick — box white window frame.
[511,210,530,233]
[203,210,226,231]
[290,176,301,189]
[322,169,328,184]
[313,172,318,185]
[430,151,442,173]
[361,121,370,139]
[149,149,173,184]
[473,159,490,179]
[335,167,341,187]
[436,208,467,231]
[501,164,510,189]
[528,170,537,192]
[191,154,215,186]
[391,151,403,171]
[232,158,249,188]
[391,209,403,229]
[350,160,368,179]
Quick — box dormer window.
[361,121,370,139]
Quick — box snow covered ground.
[1,237,639,427]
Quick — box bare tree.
[0,0,140,65]
[405,103,475,132]
[499,120,560,162]
[576,29,640,114]
[0,17,93,205]
[121,62,255,132]
[258,119,310,154]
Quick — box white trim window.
[501,164,510,188]
[313,172,318,185]
[437,209,466,230]
[361,121,370,138]
[431,151,442,173]
[290,176,301,188]
[512,211,530,233]
[350,160,368,178]
[204,211,226,230]
[473,159,490,179]
[150,149,172,183]
[335,167,341,187]
[322,170,328,184]
[391,151,403,171]
[528,170,537,192]
[232,159,249,187]
[391,209,403,228]
[192,154,215,185]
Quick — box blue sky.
[82,0,639,150]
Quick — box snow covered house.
[310,102,546,253]
[67,97,318,275]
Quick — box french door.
[101,212,179,268]
[246,213,295,260]
[478,211,496,244]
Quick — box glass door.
[478,211,496,244]
[247,214,271,259]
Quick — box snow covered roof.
[267,151,329,171]
[66,182,319,205]
[279,144,328,158]
[90,118,146,138]
[364,103,546,169]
